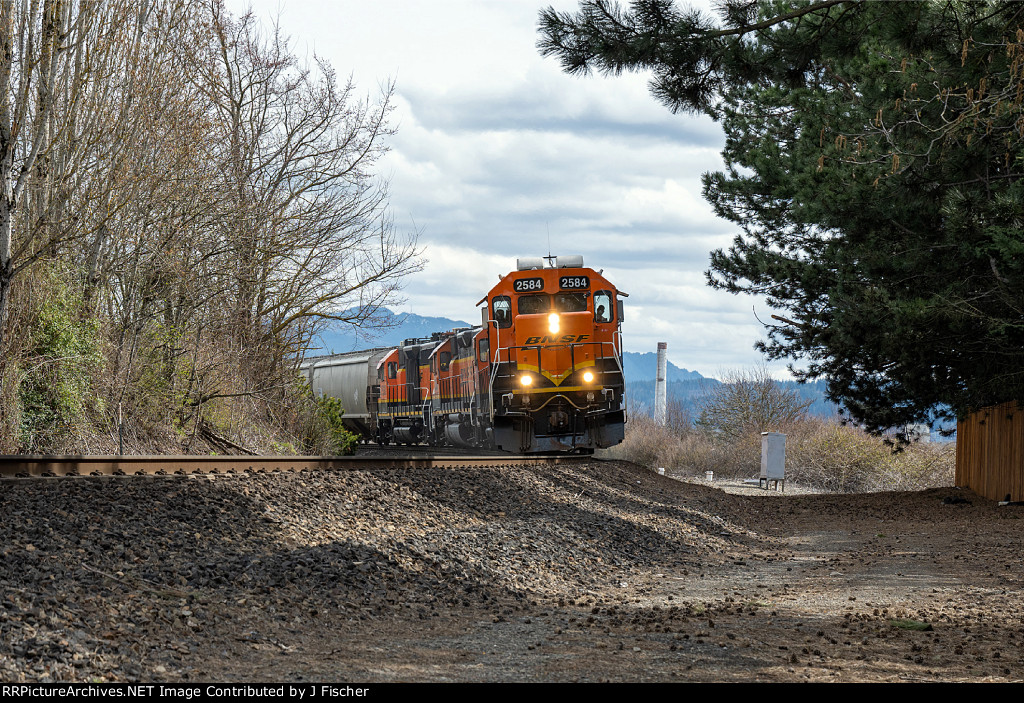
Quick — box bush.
[785,419,955,492]
[17,269,102,452]
[785,420,900,492]
[314,396,360,455]
[601,413,691,469]
[612,411,955,493]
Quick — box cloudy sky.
[234,0,788,379]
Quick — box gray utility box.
[760,432,786,491]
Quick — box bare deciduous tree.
[0,0,74,354]
[0,0,423,452]
[696,366,813,440]
[201,5,421,379]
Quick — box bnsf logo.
[524,334,590,345]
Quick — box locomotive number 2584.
[559,276,589,289]
[513,277,545,292]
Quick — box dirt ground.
[286,485,1021,682]
[189,469,1024,682]
[2,461,1022,683]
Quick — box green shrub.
[18,270,102,452]
[317,396,359,455]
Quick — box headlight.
[582,371,594,383]
[520,375,533,386]
[548,313,559,334]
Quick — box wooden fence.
[956,401,1024,502]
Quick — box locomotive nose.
[514,311,595,385]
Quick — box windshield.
[518,294,550,314]
[554,292,588,313]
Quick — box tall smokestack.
[655,342,668,426]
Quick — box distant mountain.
[775,379,843,419]
[626,379,712,415]
[618,352,840,418]
[625,377,841,421]
[312,310,472,355]
[621,351,705,383]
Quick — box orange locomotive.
[305,255,627,453]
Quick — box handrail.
[488,315,500,420]
[491,340,612,368]
[606,337,627,414]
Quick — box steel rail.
[0,453,580,478]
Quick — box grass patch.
[607,412,955,494]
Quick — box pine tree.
[540,1,1024,435]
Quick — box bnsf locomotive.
[301,255,626,453]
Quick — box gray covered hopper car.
[300,348,390,436]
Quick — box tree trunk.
[0,1,13,360]
[0,255,11,354]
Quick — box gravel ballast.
[0,460,1020,682]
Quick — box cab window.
[440,351,451,372]
[554,292,588,313]
[492,296,511,328]
[594,291,613,323]
[387,362,397,379]
[517,294,550,314]
[478,338,490,363]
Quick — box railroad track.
[0,453,582,478]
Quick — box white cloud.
[234,0,791,379]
